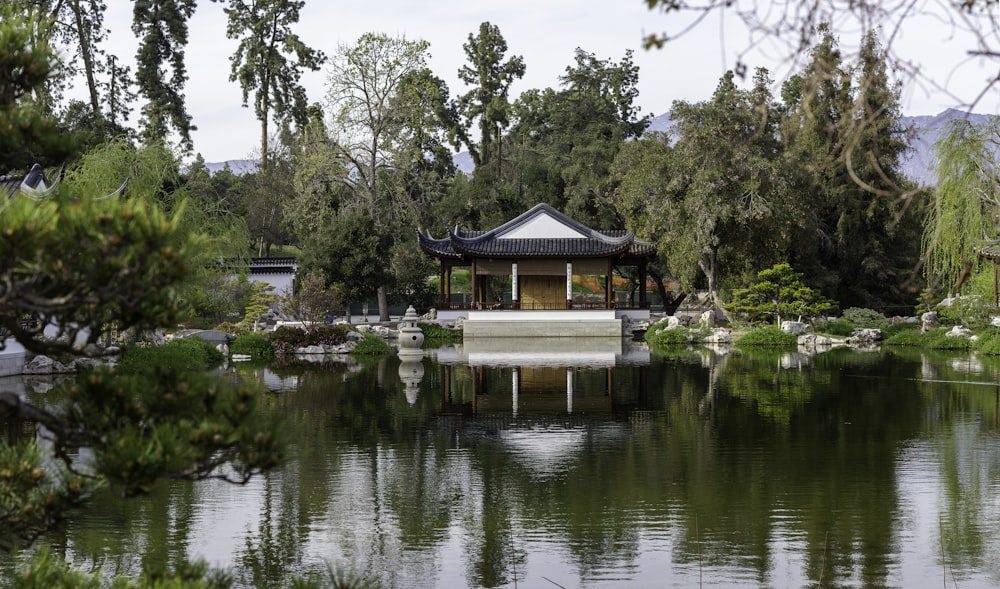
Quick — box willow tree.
[923,116,1000,293]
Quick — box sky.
[85,1,1000,163]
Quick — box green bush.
[231,333,274,360]
[645,326,707,345]
[351,332,391,355]
[884,326,974,350]
[841,307,889,329]
[267,324,349,356]
[117,337,224,375]
[937,295,994,329]
[418,322,462,341]
[973,330,1000,355]
[815,318,855,337]
[735,326,797,347]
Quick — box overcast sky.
[88,1,1000,163]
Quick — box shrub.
[267,324,349,356]
[645,326,707,346]
[884,326,974,350]
[883,328,927,347]
[973,330,1000,355]
[937,295,994,329]
[117,338,224,375]
[418,322,462,342]
[231,333,273,360]
[351,333,390,355]
[815,318,855,337]
[841,307,889,329]
[735,326,797,347]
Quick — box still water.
[10,338,1000,588]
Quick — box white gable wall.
[499,214,586,239]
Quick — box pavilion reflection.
[425,338,650,415]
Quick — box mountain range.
[204,109,992,188]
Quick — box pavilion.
[417,203,657,337]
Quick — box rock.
[660,316,682,329]
[781,321,809,335]
[22,355,71,374]
[698,310,715,328]
[704,328,732,344]
[945,325,973,339]
[423,308,438,320]
[921,311,940,333]
[847,328,882,347]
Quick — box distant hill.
[643,108,992,188]
[206,109,992,187]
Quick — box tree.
[325,32,444,320]
[457,22,525,172]
[0,7,78,169]
[643,0,1000,113]
[1,15,280,549]
[726,262,837,325]
[132,0,197,151]
[923,116,1000,293]
[780,26,924,310]
[212,0,325,171]
[508,48,650,228]
[613,68,789,305]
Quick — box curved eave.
[417,231,462,259]
[450,237,635,258]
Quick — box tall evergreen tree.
[457,22,525,172]
[132,0,197,151]
[212,0,325,171]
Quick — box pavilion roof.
[418,203,656,261]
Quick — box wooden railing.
[435,300,651,311]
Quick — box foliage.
[116,337,225,375]
[645,325,708,346]
[0,8,78,169]
[267,324,348,356]
[418,322,462,342]
[973,330,1000,355]
[0,17,283,549]
[350,332,390,355]
[611,69,789,303]
[230,332,274,360]
[936,295,995,330]
[0,443,89,551]
[211,0,325,170]
[10,549,234,588]
[883,326,974,350]
[236,281,276,332]
[924,117,1000,294]
[132,0,196,150]
[456,22,525,170]
[726,263,837,325]
[280,269,342,327]
[841,307,889,329]
[735,326,798,347]
[814,318,855,337]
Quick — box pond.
[4,338,1000,588]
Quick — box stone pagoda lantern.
[397,305,424,358]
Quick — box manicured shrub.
[231,333,274,360]
[418,322,462,342]
[267,324,349,356]
[735,326,797,347]
[351,332,390,355]
[645,326,707,346]
[815,318,854,337]
[841,307,889,329]
[117,337,224,375]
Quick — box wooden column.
[606,258,613,309]
[511,261,518,307]
[471,259,478,308]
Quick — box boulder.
[921,311,940,333]
[847,328,882,346]
[781,321,809,335]
[22,355,72,374]
[704,328,732,344]
[945,325,973,339]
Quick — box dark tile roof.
[419,203,656,261]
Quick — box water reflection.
[5,345,1000,588]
